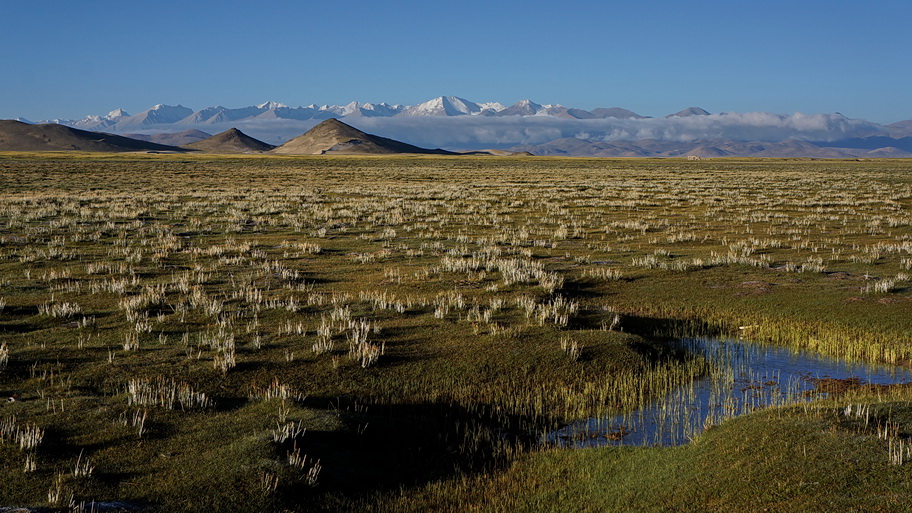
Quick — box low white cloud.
[349,113,885,149]
[143,111,887,150]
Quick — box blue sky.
[2,0,909,123]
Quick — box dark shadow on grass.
[560,277,604,301]
[620,313,726,340]
[0,319,46,334]
[1,305,40,316]
[571,307,610,331]
[361,350,436,369]
[281,399,532,506]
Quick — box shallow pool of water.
[551,338,912,447]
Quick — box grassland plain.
[0,153,910,512]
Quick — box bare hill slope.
[183,128,275,153]
[271,118,454,155]
[0,120,186,152]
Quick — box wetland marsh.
[0,154,910,511]
[553,337,912,448]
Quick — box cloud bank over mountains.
[351,111,885,149]
[18,96,902,152]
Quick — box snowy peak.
[179,106,227,124]
[399,96,487,116]
[335,101,389,117]
[477,101,506,112]
[496,99,545,117]
[257,101,288,110]
[119,104,193,128]
[179,105,268,124]
[105,108,129,120]
[360,102,403,115]
[69,108,130,130]
[69,115,104,129]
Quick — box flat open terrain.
[0,154,910,511]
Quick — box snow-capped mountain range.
[36,96,655,132]
[15,96,912,156]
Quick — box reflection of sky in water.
[552,338,912,448]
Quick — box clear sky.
[2,0,910,123]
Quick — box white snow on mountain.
[22,97,894,153]
[115,104,194,130]
[257,101,288,110]
[68,108,131,130]
[495,99,544,117]
[105,108,129,120]
[398,96,493,117]
[477,102,506,112]
[48,96,604,130]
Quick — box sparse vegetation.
[0,153,910,511]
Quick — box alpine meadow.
[0,152,911,511]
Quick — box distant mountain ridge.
[34,96,657,131]
[10,96,912,158]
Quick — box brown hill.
[183,128,276,153]
[0,120,187,152]
[864,146,912,158]
[590,107,648,119]
[666,107,711,118]
[271,118,454,155]
[124,129,211,146]
[887,120,912,138]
